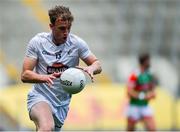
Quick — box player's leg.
[126,105,140,131]
[127,117,138,131]
[30,101,55,131]
[53,115,62,131]
[141,105,156,131]
[53,104,70,131]
[142,116,156,131]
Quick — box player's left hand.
[76,66,94,82]
[145,91,156,100]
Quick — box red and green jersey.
[128,69,154,106]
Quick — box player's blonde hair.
[48,5,74,25]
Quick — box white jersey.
[26,32,91,106]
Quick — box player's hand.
[52,72,61,78]
[76,66,94,82]
[145,92,156,100]
[41,72,61,87]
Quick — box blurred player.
[21,5,102,131]
[126,53,156,131]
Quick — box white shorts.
[27,90,69,130]
[127,105,153,121]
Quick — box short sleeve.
[127,73,137,89]
[77,38,91,59]
[25,37,38,59]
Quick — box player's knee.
[38,121,54,131]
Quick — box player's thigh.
[141,105,153,117]
[30,101,54,127]
[127,105,140,120]
[141,106,155,130]
[127,105,139,130]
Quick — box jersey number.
[56,53,61,59]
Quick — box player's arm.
[21,57,59,85]
[80,53,102,81]
[145,89,156,100]
[145,75,157,100]
[127,84,139,99]
[128,86,147,100]
[145,82,156,100]
[127,74,140,99]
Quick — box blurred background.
[0,0,180,131]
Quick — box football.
[60,68,86,94]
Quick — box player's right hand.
[42,72,61,87]
[52,72,61,78]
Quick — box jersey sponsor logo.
[42,50,53,56]
[47,63,68,77]
[42,50,62,59]
[136,83,153,91]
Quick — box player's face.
[50,17,71,45]
[144,59,150,70]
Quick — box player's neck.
[140,66,148,73]
[52,37,63,46]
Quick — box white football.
[60,68,86,94]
